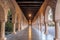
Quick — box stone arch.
[7,0,17,23]
[45,6,53,23]
[0,0,17,23]
[0,4,5,22]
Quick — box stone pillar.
[54,21,60,40]
[38,16,41,31]
[17,23,20,31]
[40,23,42,31]
[0,22,6,40]
[44,22,48,35]
[39,22,40,30]
[12,23,16,34]
[39,22,42,31]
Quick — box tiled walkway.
[6,27,54,40]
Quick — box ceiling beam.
[17,1,43,3]
[19,5,40,6]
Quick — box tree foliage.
[5,10,12,32]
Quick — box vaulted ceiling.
[16,0,44,21]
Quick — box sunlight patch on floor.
[33,27,54,40]
[41,32,54,40]
[28,26,32,40]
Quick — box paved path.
[6,27,54,40]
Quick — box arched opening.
[45,6,55,28]
[47,7,55,26]
[47,6,55,37]
[5,9,13,35]
[44,6,55,40]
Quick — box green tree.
[5,10,12,32]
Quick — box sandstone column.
[38,16,42,31]
[39,22,42,31]
[17,23,21,31]
[12,23,16,34]
[54,21,60,40]
[0,22,6,40]
[44,22,48,35]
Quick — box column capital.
[54,20,60,23]
[0,21,6,23]
[17,22,20,24]
[44,21,48,24]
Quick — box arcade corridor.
[6,26,54,40]
[0,0,60,40]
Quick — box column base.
[18,29,20,32]
[44,32,48,35]
[18,30,20,32]
[13,32,16,34]
[1,37,7,40]
[54,38,60,40]
[40,28,42,32]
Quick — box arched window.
[48,8,53,21]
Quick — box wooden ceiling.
[16,0,44,21]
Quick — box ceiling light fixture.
[29,14,32,17]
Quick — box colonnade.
[36,15,60,40]
[0,0,28,40]
[0,0,60,40]
[33,0,60,40]
[0,9,27,40]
